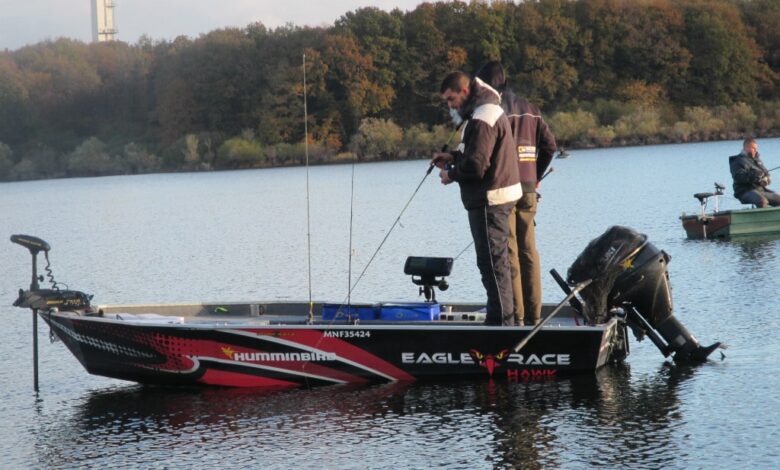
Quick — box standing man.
[476,61,557,326]
[730,138,780,207]
[432,71,523,326]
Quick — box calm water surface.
[2,139,779,468]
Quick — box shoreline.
[2,134,780,184]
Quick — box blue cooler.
[379,302,440,321]
[321,303,379,321]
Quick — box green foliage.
[349,118,404,160]
[217,136,264,168]
[0,142,13,178]
[587,126,616,147]
[715,102,757,132]
[549,110,599,144]
[123,143,161,174]
[265,141,331,165]
[614,108,663,139]
[0,0,779,181]
[66,137,121,176]
[682,107,725,139]
[680,1,770,104]
[587,99,637,126]
[669,121,697,141]
[401,124,451,158]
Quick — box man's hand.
[439,168,453,185]
[431,152,454,169]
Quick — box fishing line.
[347,156,356,308]
[332,125,463,314]
[451,166,555,262]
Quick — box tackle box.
[379,302,440,321]
[321,303,380,321]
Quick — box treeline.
[1,0,779,181]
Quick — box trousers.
[507,192,542,325]
[738,188,780,207]
[467,202,516,325]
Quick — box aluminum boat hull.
[680,206,780,240]
[40,302,626,388]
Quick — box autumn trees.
[0,0,778,181]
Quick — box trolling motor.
[693,182,725,213]
[404,256,453,302]
[691,182,726,239]
[11,235,92,392]
[11,234,92,311]
[567,226,721,362]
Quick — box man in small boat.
[475,61,557,326]
[729,138,780,207]
[432,71,523,326]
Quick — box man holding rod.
[730,138,780,207]
[432,71,522,326]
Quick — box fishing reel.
[404,256,453,302]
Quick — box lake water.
[2,139,779,468]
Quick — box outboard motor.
[567,226,720,362]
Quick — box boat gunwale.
[46,308,611,332]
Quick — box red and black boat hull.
[44,312,625,388]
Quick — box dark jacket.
[730,151,769,197]
[501,89,557,193]
[448,78,522,210]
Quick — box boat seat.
[693,192,716,204]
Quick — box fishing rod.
[336,126,463,314]
[347,154,356,308]
[303,53,314,322]
[513,279,592,353]
[452,165,555,261]
[768,165,780,172]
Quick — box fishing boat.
[11,227,721,390]
[680,182,780,240]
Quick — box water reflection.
[32,364,700,468]
[730,237,779,263]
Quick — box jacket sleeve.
[448,120,496,183]
[730,157,762,185]
[535,116,557,180]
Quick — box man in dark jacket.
[730,138,780,207]
[476,61,557,326]
[432,71,523,326]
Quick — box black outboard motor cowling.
[568,226,720,362]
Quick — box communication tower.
[91,0,118,42]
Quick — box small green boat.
[680,183,780,239]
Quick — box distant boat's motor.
[567,226,720,362]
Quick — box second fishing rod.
[335,125,463,312]
[451,165,555,261]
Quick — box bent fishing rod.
[334,125,463,313]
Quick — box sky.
[0,0,427,51]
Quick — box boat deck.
[81,301,587,329]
